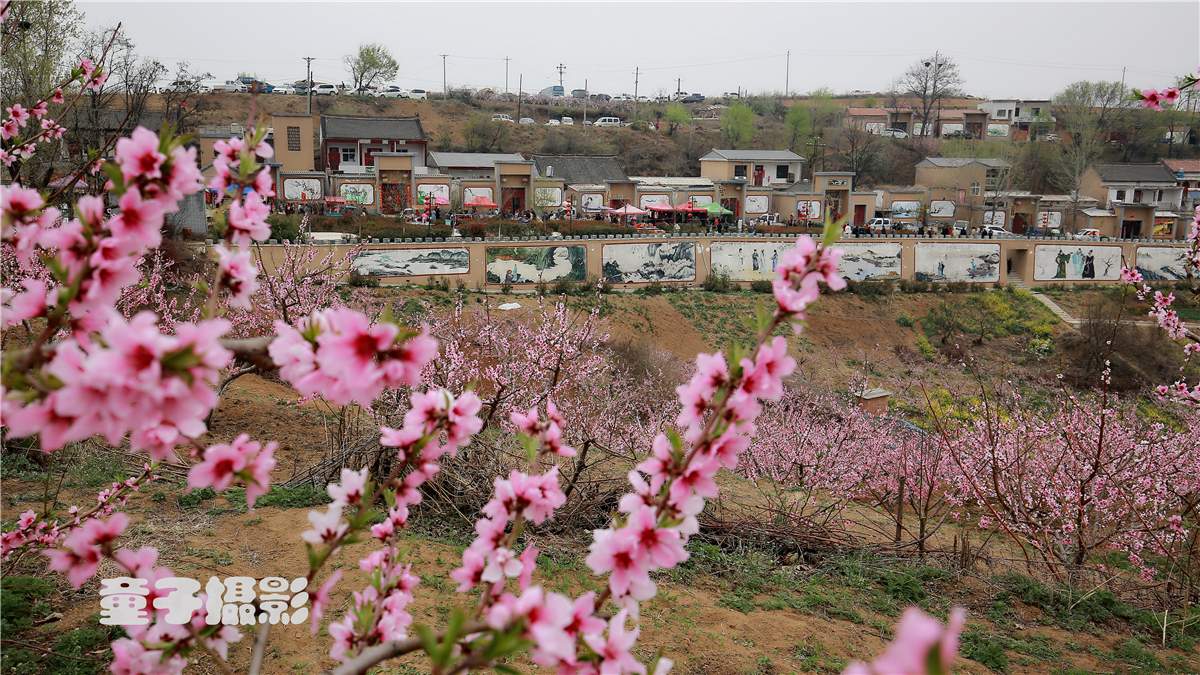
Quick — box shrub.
[638,281,665,296]
[266,213,301,241]
[348,271,379,287]
[702,272,735,293]
[896,314,915,327]
[750,280,773,294]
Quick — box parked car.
[570,89,588,99]
[681,93,706,104]
[866,217,893,231]
[213,80,248,93]
[377,85,406,98]
[594,116,623,127]
[311,83,338,96]
[723,92,741,99]
[272,84,296,95]
[518,117,536,125]
[981,224,1013,238]
[236,76,272,93]
[613,94,633,102]
[1024,227,1062,238]
[406,88,428,100]
[561,116,574,125]
[1073,228,1102,240]
[881,128,908,138]
[165,79,205,93]
[347,85,377,97]
[943,130,971,139]
[1040,133,1061,142]
[589,93,612,102]
[545,119,561,127]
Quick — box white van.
[311,83,338,96]
[407,89,428,100]
[594,116,623,127]
[561,116,574,126]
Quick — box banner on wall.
[864,122,886,134]
[986,123,1010,137]
[744,195,769,214]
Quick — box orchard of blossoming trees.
[3,8,1200,671]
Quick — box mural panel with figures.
[283,177,322,201]
[915,243,1000,282]
[796,200,822,221]
[983,211,1006,227]
[485,246,586,284]
[353,248,469,277]
[602,242,696,283]
[689,195,713,207]
[339,183,375,205]
[639,194,670,209]
[1033,245,1122,281]
[534,187,563,208]
[1135,246,1190,281]
[464,187,493,202]
[581,193,605,210]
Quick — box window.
[734,164,747,178]
[775,164,789,179]
[287,126,301,152]
[1115,189,1126,201]
[1133,189,1143,202]
[340,146,357,164]
[1154,190,1162,201]
[970,182,981,196]
[1031,107,1041,116]
[985,169,1001,190]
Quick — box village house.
[1077,163,1186,238]
[529,154,632,212]
[318,115,428,173]
[842,108,915,134]
[1163,158,1200,214]
[914,157,1012,227]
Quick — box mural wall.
[534,187,563,208]
[796,200,822,221]
[983,211,1006,227]
[602,242,696,282]
[838,243,903,281]
[282,177,322,201]
[890,201,920,219]
[928,201,956,219]
[710,242,791,281]
[353,248,469,276]
[1033,245,1122,281]
[1136,246,1191,281]
[485,246,586,284]
[581,193,605,210]
[914,243,1001,282]
[463,187,493,202]
[689,195,713,207]
[339,183,375,205]
[1036,211,1062,228]
[986,123,1010,137]
[639,194,670,209]
[416,184,449,204]
[745,195,769,214]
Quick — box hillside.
[4,286,1196,674]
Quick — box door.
[1012,212,1028,234]
[502,187,525,213]
[326,147,340,171]
[720,197,739,219]
[853,204,866,226]
[1121,220,1140,239]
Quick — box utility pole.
[583,78,588,125]
[556,63,566,88]
[440,54,448,97]
[633,66,640,119]
[504,56,511,95]
[303,56,314,115]
[676,77,681,95]
[517,74,523,124]
[785,50,790,97]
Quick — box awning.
[464,196,498,208]
[610,204,648,215]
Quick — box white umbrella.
[610,204,648,216]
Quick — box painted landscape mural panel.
[838,243,903,281]
[1033,245,1121,281]
[282,177,322,200]
[915,243,1000,282]
[1136,246,1190,281]
[485,246,586,283]
[603,242,696,283]
[353,248,469,277]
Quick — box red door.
[326,147,340,171]
[854,204,866,226]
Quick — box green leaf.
[100,162,126,196]
[822,214,841,248]
[414,624,439,662]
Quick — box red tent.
[646,204,675,213]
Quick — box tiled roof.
[428,152,526,168]
[918,157,1010,169]
[700,149,805,162]
[844,107,889,117]
[1163,159,1200,174]
[320,115,425,140]
[530,154,628,184]
[1093,163,1177,183]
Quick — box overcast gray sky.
[81,1,1198,99]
